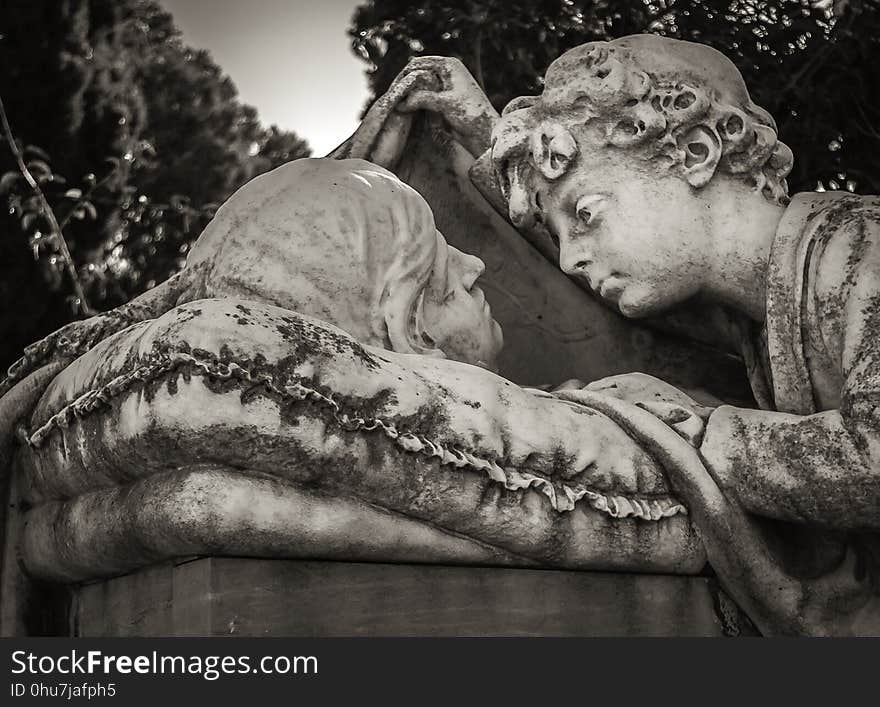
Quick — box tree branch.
[0,93,94,315]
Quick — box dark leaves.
[350,0,880,194]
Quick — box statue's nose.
[557,234,591,276]
[560,254,591,277]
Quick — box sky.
[159,0,369,155]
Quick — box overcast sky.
[160,0,369,155]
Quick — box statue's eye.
[577,208,593,225]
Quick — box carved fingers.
[402,56,461,85]
[391,56,499,156]
[338,69,434,164]
[396,56,470,112]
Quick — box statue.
[0,158,704,624]
[1,157,503,382]
[175,157,503,368]
[4,33,878,637]
[365,34,880,635]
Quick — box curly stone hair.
[495,35,794,206]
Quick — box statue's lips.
[598,276,625,301]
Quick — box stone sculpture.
[362,34,880,635]
[3,33,878,637]
[0,158,704,604]
[20,298,703,582]
[2,157,503,382]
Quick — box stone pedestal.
[70,559,725,637]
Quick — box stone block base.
[71,559,725,636]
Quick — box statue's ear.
[677,125,722,189]
[530,123,578,181]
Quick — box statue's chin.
[616,297,644,319]
[613,287,671,320]
[466,319,505,372]
[618,284,705,320]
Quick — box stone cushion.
[17,299,705,582]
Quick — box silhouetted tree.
[0,0,311,371]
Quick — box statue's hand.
[582,373,711,411]
[3,313,121,396]
[394,56,499,156]
[558,373,713,447]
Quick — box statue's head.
[490,34,793,317]
[188,158,503,369]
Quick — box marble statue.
[0,158,704,606]
[1,158,503,380]
[359,34,880,636]
[3,33,878,637]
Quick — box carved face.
[186,158,504,368]
[420,236,504,369]
[535,145,710,318]
[487,37,793,318]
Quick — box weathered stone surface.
[7,30,880,638]
[18,300,703,583]
[72,559,725,637]
[375,34,880,635]
[0,159,505,394]
[1,154,714,634]
[176,157,504,369]
[390,116,750,395]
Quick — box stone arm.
[331,57,500,169]
[0,271,187,399]
[556,214,880,635]
[556,379,880,636]
[394,57,500,158]
[699,215,880,531]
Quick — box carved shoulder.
[806,195,880,400]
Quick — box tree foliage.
[350,0,880,196]
[0,0,310,370]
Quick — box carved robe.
[699,192,880,634]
